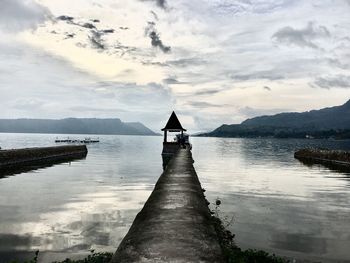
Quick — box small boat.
[55,137,100,144]
[81,138,100,143]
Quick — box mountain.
[0,118,157,136]
[242,100,350,130]
[125,122,157,135]
[200,100,350,139]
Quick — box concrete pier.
[0,145,87,173]
[111,148,224,263]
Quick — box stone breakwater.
[0,145,88,171]
[294,148,350,167]
[111,147,224,263]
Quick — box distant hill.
[200,100,350,139]
[0,118,157,136]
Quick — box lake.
[0,134,349,263]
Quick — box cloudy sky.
[0,0,350,132]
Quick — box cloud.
[54,15,117,51]
[272,22,330,49]
[141,0,167,9]
[238,106,290,119]
[192,114,230,132]
[69,106,127,113]
[313,75,350,89]
[57,15,74,22]
[326,58,350,70]
[89,31,105,50]
[0,0,51,32]
[150,11,159,20]
[162,77,188,84]
[154,0,167,9]
[188,101,224,109]
[12,98,46,110]
[229,71,284,81]
[145,22,171,53]
[149,31,171,53]
[2,0,350,131]
[143,57,206,68]
[166,57,206,67]
[0,41,175,129]
[194,88,222,96]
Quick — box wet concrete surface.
[111,148,224,262]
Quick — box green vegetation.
[200,124,350,139]
[211,198,289,263]
[7,251,113,263]
[53,252,113,263]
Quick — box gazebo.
[161,111,186,155]
[161,111,186,143]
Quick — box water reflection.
[0,156,87,179]
[161,154,172,170]
[1,135,350,262]
[0,134,163,263]
[192,137,350,262]
[296,158,350,177]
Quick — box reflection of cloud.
[9,186,151,253]
[271,232,327,254]
[193,137,350,261]
[0,233,40,250]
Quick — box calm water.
[0,134,350,263]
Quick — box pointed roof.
[161,111,186,131]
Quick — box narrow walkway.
[111,148,224,262]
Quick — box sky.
[0,0,350,132]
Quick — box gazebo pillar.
[164,130,167,143]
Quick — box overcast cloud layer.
[0,0,350,131]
